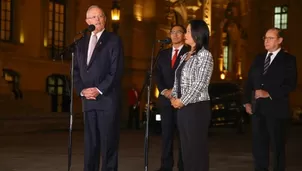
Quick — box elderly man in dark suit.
[74,5,123,171]
[244,28,297,171]
[155,24,189,171]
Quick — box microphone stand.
[57,32,86,171]
[134,42,166,171]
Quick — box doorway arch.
[2,68,22,99]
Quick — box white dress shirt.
[171,45,184,59]
[161,44,185,95]
[266,48,281,64]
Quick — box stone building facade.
[0,0,301,123]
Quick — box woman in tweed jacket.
[170,20,213,171]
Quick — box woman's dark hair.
[189,20,210,54]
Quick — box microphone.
[77,25,95,34]
[157,38,171,44]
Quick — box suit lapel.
[83,35,90,67]
[87,30,108,68]
[173,45,188,70]
[172,45,189,70]
[264,50,283,75]
[260,53,266,73]
[269,50,283,67]
[167,48,172,68]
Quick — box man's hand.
[82,87,100,100]
[255,89,270,99]
[163,89,172,99]
[170,98,184,109]
[133,101,140,109]
[245,103,253,115]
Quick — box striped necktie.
[263,52,273,75]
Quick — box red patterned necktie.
[171,49,179,68]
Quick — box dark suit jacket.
[74,30,124,112]
[155,45,190,107]
[244,49,297,118]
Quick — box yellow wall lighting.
[20,32,24,44]
[220,73,226,80]
[44,37,48,47]
[111,9,120,21]
[20,20,24,44]
[155,87,159,98]
[134,4,143,21]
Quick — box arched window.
[274,5,288,30]
[46,74,68,95]
[46,74,70,112]
[48,0,66,59]
[222,32,230,71]
[2,68,19,83]
[2,68,22,99]
[0,0,13,41]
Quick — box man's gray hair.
[86,5,106,17]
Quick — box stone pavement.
[1,122,302,171]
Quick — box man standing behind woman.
[155,24,189,171]
[170,20,213,171]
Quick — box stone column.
[203,0,212,35]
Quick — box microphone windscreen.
[165,38,171,44]
[88,25,96,32]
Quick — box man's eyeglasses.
[262,36,278,41]
[170,31,184,35]
[87,14,105,20]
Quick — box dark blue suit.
[244,49,297,171]
[74,30,123,171]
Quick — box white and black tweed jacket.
[171,47,214,106]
